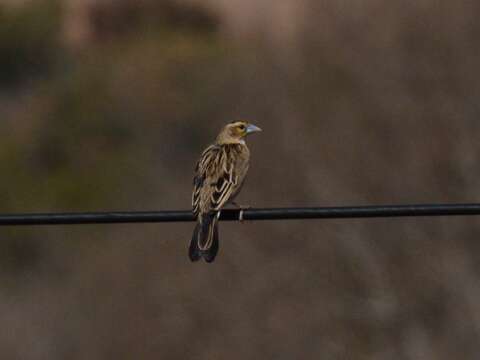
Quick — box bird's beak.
[246,124,262,134]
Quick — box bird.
[189,121,262,263]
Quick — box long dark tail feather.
[189,213,219,263]
[203,221,219,263]
[189,223,202,262]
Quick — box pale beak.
[246,124,262,134]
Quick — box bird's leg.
[231,202,251,222]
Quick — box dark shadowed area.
[1,0,480,358]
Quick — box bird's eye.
[239,124,245,130]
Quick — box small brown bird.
[190,121,262,263]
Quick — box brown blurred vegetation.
[1,0,480,358]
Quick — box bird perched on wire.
[190,121,262,263]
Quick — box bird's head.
[217,121,262,144]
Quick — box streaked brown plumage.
[189,121,262,263]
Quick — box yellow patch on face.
[229,122,248,137]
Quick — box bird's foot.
[231,202,251,222]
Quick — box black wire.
[0,203,479,226]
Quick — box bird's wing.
[192,145,240,215]
[192,147,211,215]
[211,155,239,211]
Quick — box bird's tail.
[189,212,219,263]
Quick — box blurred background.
[1,0,480,358]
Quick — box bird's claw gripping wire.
[231,202,250,222]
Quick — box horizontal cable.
[0,203,479,226]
